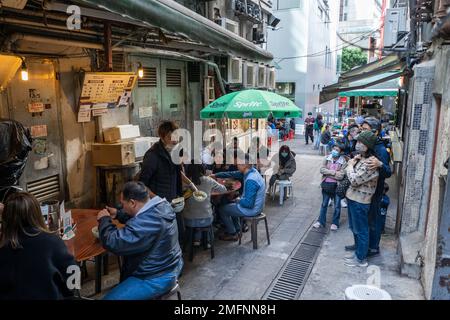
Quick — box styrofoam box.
[132,137,160,159]
[103,125,141,143]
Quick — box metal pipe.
[11,33,226,94]
[75,0,273,62]
[103,22,113,71]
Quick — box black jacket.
[0,228,77,300]
[139,140,182,202]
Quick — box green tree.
[341,48,368,73]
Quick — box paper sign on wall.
[92,108,108,116]
[30,125,48,137]
[139,107,152,118]
[117,90,132,107]
[28,102,45,113]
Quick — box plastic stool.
[271,180,293,205]
[238,213,270,249]
[344,285,391,300]
[155,281,182,300]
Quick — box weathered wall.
[420,45,450,299]
[56,57,96,208]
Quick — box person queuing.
[0,192,77,300]
[344,131,380,268]
[380,183,390,234]
[359,117,392,258]
[313,144,347,231]
[313,113,324,150]
[211,155,266,241]
[268,145,296,192]
[98,181,183,300]
[320,124,332,155]
[342,124,360,158]
[304,112,315,145]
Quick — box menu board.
[79,72,137,104]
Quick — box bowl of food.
[193,190,207,202]
[171,197,185,213]
[92,226,99,239]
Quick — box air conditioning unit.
[215,17,239,35]
[233,0,247,13]
[227,57,243,84]
[383,8,408,48]
[257,64,266,88]
[252,29,265,44]
[267,67,275,89]
[245,62,256,88]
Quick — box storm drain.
[264,226,328,300]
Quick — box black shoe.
[241,222,249,233]
[367,249,380,258]
[345,244,356,251]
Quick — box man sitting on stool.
[97,181,183,300]
[211,155,266,241]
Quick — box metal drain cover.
[345,285,392,300]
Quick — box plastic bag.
[0,119,32,189]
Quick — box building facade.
[267,0,338,123]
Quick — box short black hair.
[158,120,178,138]
[122,181,149,202]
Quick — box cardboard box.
[92,142,135,166]
[132,137,160,160]
[103,125,141,143]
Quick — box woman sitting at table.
[0,192,77,300]
[182,162,226,246]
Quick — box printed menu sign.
[80,72,137,104]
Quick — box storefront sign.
[79,72,137,104]
[77,104,92,122]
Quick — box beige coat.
[345,158,379,204]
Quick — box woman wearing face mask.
[342,124,360,157]
[268,145,296,192]
[313,144,347,231]
[343,131,379,268]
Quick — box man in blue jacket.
[97,181,183,300]
[212,155,266,241]
[361,117,392,257]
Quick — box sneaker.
[328,199,333,207]
[344,252,355,260]
[330,224,338,231]
[367,249,380,258]
[193,241,201,247]
[312,222,322,229]
[206,243,211,249]
[341,199,348,208]
[344,256,368,267]
[219,233,239,241]
[345,244,356,251]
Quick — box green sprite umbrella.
[200,89,302,119]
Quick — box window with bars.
[138,67,157,87]
[166,68,182,87]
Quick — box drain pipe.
[10,33,226,94]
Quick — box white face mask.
[355,142,368,153]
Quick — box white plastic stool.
[271,180,293,205]
[344,285,392,300]
[319,143,328,156]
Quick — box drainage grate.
[302,231,325,247]
[263,223,328,300]
[292,244,319,263]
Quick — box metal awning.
[320,53,406,103]
[339,89,398,97]
[76,0,274,63]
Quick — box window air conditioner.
[215,17,240,35]
[245,62,256,88]
[227,57,243,84]
[257,64,267,88]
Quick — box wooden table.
[64,209,122,294]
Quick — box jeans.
[318,191,342,227]
[103,263,182,300]
[314,131,321,149]
[219,203,256,235]
[368,195,383,251]
[347,199,370,261]
[184,217,213,241]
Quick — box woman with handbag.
[313,144,347,231]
